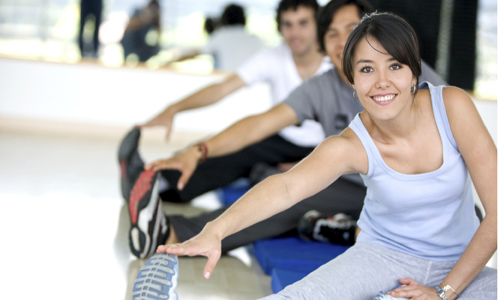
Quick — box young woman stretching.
[153,12,497,299]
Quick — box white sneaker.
[133,252,179,300]
[373,291,409,300]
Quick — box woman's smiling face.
[352,36,416,121]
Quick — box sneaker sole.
[118,128,141,200]
[129,170,162,258]
[133,253,179,300]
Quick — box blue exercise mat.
[216,178,250,206]
[253,236,350,275]
[271,266,317,293]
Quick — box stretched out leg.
[169,178,366,252]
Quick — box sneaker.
[372,292,409,300]
[133,252,179,300]
[118,128,144,202]
[129,170,170,259]
[297,210,357,246]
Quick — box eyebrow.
[355,57,397,64]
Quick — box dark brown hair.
[276,0,319,31]
[317,0,374,53]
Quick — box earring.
[353,90,359,99]
[410,83,416,93]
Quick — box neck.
[292,44,324,81]
[292,43,322,67]
[364,92,421,142]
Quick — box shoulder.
[440,86,486,147]
[286,71,333,103]
[303,68,336,90]
[441,86,476,119]
[319,128,367,174]
[442,85,471,101]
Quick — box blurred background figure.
[203,17,218,36]
[121,0,161,63]
[201,3,264,71]
[79,0,103,58]
[169,3,264,72]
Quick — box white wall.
[0,58,272,135]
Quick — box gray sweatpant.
[261,242,497,300]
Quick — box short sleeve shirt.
[236,43,333,147]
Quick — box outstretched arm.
[140,74,246,139]
[146,103,299,190]
[389,87,497,300]
[157,130,367,278]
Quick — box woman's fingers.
[388,278,438,299]
[399,277,417,285]
[203,250,222,279]
[157,240,222,279]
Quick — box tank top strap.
[423,81,459,150]
[349,114,375,178]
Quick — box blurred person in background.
[200,3,265,71]
[79,0,103,58]
[121,0,161,62]
[203,17,218,36]
[169,3,265,72]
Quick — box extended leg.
[169,178,366,252]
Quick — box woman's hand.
[145,146,201,190]
[156,224,223,279]
[388,278,443,300]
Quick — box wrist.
[196,142,208,163]
[187,142,208,164]
[204,220,226,241]
[435,284,458,300]
[186,144,203,162]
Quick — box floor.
[0,129,272,300]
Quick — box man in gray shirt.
[127,0,447,258]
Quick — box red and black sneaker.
[129,170,170,259]
[118,128,144,202]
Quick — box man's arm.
[146,103,299,189]
[140,74,246,139]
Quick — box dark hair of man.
[276,0,319,31]
[317,0,374,53]
[220,4,246,26]
[342,12,422,94]
[148,0,160,10]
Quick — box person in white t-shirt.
[200,4,265,72]
[120,0,331,205]
[168,4,265,72]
